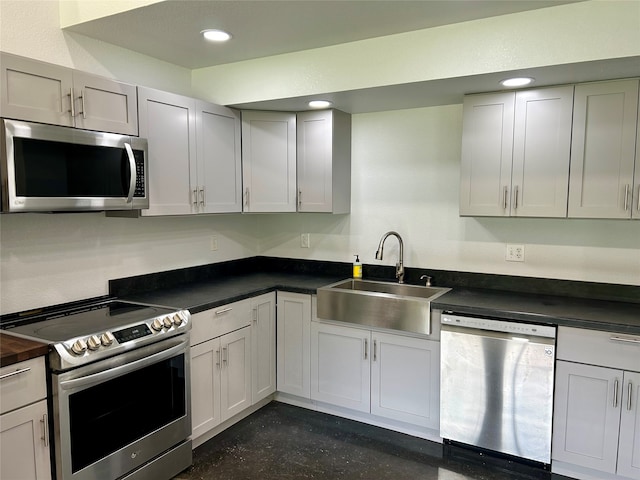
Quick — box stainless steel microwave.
[1,119,148,212]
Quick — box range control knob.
[71,339,87,355]
[101,331,115,346]
[87,335,101,351]
[151,318,163,331]
[162,316,173,329]
[172,313,184,326]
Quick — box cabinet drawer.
[191,300,252,345]
[0,357,47,415]
[557,326,640,371]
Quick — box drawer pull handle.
[614,378,620,408]
[610,335,640,345]
[215,307,233,316]
[0,367,31,380]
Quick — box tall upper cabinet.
[0,53,138,135]
[568,79,640,219]
[241,111,297,213]
[297,109,351,214]
[137,87,242,216]
[460,86,574,217]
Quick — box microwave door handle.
[124,143,136,204]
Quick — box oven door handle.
[59,340,186,391]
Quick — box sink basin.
[316,279,450,335]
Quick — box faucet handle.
[420,275,432,287]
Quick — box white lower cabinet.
[276,292,312,398]
[251,293,276,403]
[552,327,640,480]
[0,357,51,480]
[310,321,440,429]
[190,301,252,442]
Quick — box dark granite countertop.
[432,288,639,335]
[120,272,344,314]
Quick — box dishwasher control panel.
[441,313,556,338]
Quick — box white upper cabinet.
[297,109,351,213]
[241,111,297,212]
[196,101,242,213]
[137,88,242,216]
[1,52,137,135]
[138,87,196,216]
[460,86,574,217]
[568,79,640,219]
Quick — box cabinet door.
[371,332,440,429]
[220,326,252,421]
[0,399,52,480]
[251,293,276,403]
[276,292,312,398]
[459,92,515,216]
[196,101,243,213]
[297,110,332,212]
[138,87,197,216]
[72,71,138,135]
[190,338,222,438]
[511,86,573,217]
[634,112,640,220]
[618,371,640,479]
[568,79,639,218]
[310,322,370,412]
[1,52,74,127]
[241,111,297,212]
[552,361,622,473]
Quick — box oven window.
[68,354,186,473]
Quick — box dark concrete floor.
[175,402,571,480]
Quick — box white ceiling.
[64,0,640,113]
[64,0,583,69]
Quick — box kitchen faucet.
[375,231,404,283]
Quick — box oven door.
[52,335,191,480]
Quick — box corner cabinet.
[552,327,640,480]
[137,87,242,215]
[310,321,440,429]
[0,52,137,135]
[460,86,573,217]
[0,357,52,480]
[297,110,351,213]
[568,79,640,219]
[241,111,297,212]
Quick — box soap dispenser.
[353,255,362,279]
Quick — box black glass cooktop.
[2,300,178,343]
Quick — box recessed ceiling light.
[201,29,232,42]
[500,77,534,87]
[308,100,332,109]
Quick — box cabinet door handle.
[223,346,228,366]
[628,381,633,411]
[503,186,508,210]
[364,338,368,360]
[624,184,630,212]
[79,90,86,119]
[0,367,31,380]
[215,307,233,315]
[513,185,519,210]
[68,87,75,117]
[216,349,221,368]
[373,340,377,362]
[252,308,257,324]
[199,187,205,207]
[610,335,640,345]
[40,413,49,447]
[298,189,302,209]
[244,188,250,209]
[192,189,198,207]
[614,378,620,408]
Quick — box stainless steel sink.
[316,279,450,335]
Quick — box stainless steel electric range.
[2,299,193,480]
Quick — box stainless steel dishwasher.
[440,313,556,465]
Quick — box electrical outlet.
[210,235,218,251]
[506,244,525,262]
[300,233,310,248]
